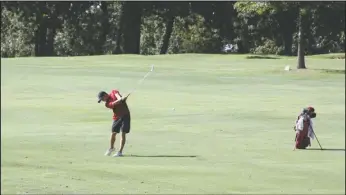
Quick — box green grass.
[1,54,345,194]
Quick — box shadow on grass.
[126,155,198,158]
[306,148,345,152]
[315,68,345,74]
[246,55,280,59]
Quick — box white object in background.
[284,65,291,71]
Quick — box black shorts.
[112,114,131,134]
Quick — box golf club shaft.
[130,70,152,93]
[312,130,323,149]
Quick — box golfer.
[97,89,131,157]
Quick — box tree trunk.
[35,17,48,56]
[238,27,250,53]
[297,8,308,69]
[34,2,49,57]
[122,2,142,54]
[45,27,56,56]
[34,29,39,56]
[217,2,235,41]
[114,29,123,54]
[113,2,124,54]
[160,16,175,54]
[45,6,60,56]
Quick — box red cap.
[307,106,315,112]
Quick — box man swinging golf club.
[98,90,131,157]
[293,106,317,150]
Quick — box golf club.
[128,65,154,95]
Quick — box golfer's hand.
[125,93,131,99]
[121,94,130,101]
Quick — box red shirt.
[105,90,130,120]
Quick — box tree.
[95,1,110,55]
[156,2,190,54]
[297,7,310,69]
[191,1,236,53]
[1,1,344,57]
[117,1,144,54]
[234,2,313,68]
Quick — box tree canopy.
[1,1,344,68]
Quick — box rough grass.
[1,54,345,194]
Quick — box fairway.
[1,54,345,194]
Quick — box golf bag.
[293,107,316,149]
[294,118,311,149]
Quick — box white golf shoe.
[104,148,115,156]
[113,151,123,157]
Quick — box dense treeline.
[1,1,345,64]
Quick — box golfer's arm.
[111,99,123,106]
[110,93,125,107]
